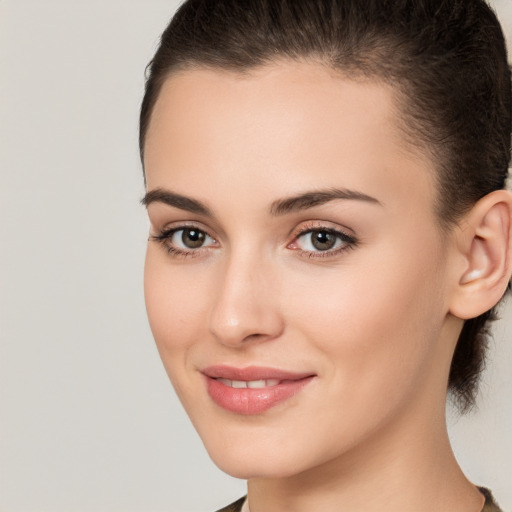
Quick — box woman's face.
[143,62,460,479]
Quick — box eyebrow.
[141,188,212,216]
[141,187,381,216]
[269,188,382,215]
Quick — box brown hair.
[139,0,511,413]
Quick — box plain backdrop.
[1,1,511,511]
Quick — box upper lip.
[201,365,315,381]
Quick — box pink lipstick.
[202,365,315,415]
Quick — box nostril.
[243,333,267,342]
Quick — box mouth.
[202,366,316,415]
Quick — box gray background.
[0,1,511,511]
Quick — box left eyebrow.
[270,188,382,216]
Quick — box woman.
[139,1,511,510]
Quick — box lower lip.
[206,376,314,415]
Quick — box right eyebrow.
[141,188,212,217]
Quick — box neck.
[246,391,484,512]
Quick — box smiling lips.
[202,365,315,415]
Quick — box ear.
[449,189,512,320]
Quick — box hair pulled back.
[139,0,511,413]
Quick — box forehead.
[146,62,402,158]
[144,61,437,217]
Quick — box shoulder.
[215,496,246,512]
[479,487,503,512]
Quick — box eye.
[299,230,340,251]
[171,228,214,249]
[151,225,217,257]
[289,227,357,257]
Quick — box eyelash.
[150,223,358,260]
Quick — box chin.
[210,449,308,480]
[198,424,332,480]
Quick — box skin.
[142,61,511,512]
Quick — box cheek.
[144,247,210,358]
[144,247,218,412]
[284,236,447,404]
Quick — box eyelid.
[150,219,217,240]
[151,217,210,232]
[288,220,356,240]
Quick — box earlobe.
[449,190,512,320]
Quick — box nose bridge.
[208,245,283,346]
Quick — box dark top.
[216,487,502,512]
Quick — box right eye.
[171,228,214,249]
[151,226,217,256]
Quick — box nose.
[208,252,285,347]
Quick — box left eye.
[170,228,215,249]
[294,229,350,252]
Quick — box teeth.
[216,378,281,388]
[247,379,266,389]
